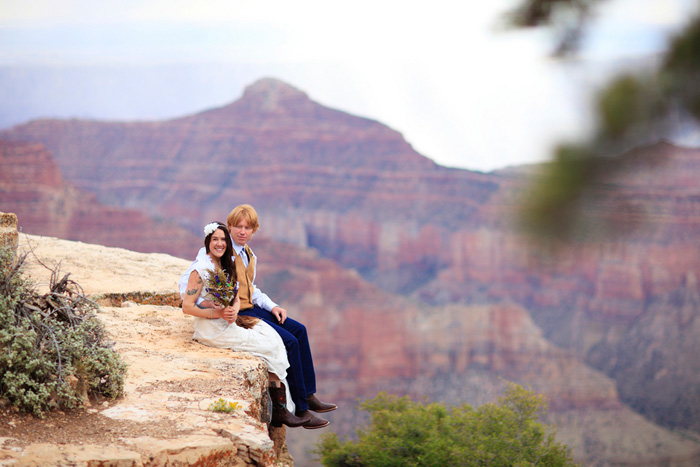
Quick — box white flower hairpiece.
[203,222,219,237]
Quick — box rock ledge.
[0,233,290,466]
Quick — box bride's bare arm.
[182,270,223,319]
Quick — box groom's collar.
[233,242,246,256]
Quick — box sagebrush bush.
[0,246,127,417]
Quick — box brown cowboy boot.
[270,383,311,428]
[296,410,330,429]
[306,394,337,413]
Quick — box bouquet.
[203,268,258,329]
[204,268,238,306]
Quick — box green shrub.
[314,382,578,467]
[0,246,127,417]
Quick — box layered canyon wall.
[2,78,699,465]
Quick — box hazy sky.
[0,0,697,171]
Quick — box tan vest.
[234,245,256,310]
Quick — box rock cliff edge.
[0,232,291,467]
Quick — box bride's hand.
[222,305,238,324]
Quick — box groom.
[179,204,336,428]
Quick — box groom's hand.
[271,306,287,324]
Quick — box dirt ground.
[0,403,190,449]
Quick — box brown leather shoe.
[270,383,312,428]
[272,407,311,428]
[306,394,337,413]
[296,410,330,429]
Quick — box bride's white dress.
[188,256,294,411]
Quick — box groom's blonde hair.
[226,204,260,233]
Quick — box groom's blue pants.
[239,305,316,413]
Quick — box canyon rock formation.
[0,139,201,257]
[2,78,700,465]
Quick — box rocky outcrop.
[1,303,282,467]
[3,234,289,467]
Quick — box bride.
[181,222,311,428]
